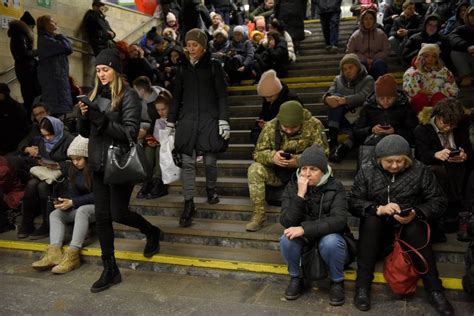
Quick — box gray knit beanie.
[375,135,411,158]
[67,135,89,158]
[298,144,328,173]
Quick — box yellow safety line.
[0,240,463,290]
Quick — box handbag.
[300,194,328,281]
[383,221,430,295]
[30,166,63,185]
[104,133,151,185]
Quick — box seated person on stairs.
[353,74,418,150]
[279,144,351,305]
[250,70,301,144]
[323,54,374,163]
[414,99,473,242]
[349,135,454,315]
[246,101,329,232]
[32,136,95,275]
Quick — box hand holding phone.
[398,208,412,217]
[449,149,461,157]
[380,124,392,130]
[76,95,94,107]
[280,152,292,160]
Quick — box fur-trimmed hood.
[417,106,433,124]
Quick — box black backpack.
[463,241,474,296]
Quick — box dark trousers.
[361,59,388,81]
[93,172,154,257]
[319,12,341,46]
[22,178,51,226]
[356,215,443,292]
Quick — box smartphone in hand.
[449,149,461,157]
[398,208,412,217]
[280,152,292,160]
[76,95,94,107]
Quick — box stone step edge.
[304,17,358,24]
[0,239,463,291]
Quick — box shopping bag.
[159,129,181,184]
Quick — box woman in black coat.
[274,0,306,53]
[280,144,350,304]
[349,135,454,315]
[78,48,162,293]
[36,15,73,116]
[255,31,289,78]
[18,116,74,240]
[167,29,230,227]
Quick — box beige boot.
[32,245,63,270]
[245,210,266,232]
[52,248,81,274]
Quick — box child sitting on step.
[32,135,95,274]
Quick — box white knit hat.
[67,135,89,158]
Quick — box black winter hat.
[298,144,328,173]
[95,48,122,73]
[20,11,35,26]
[375,135,411,158]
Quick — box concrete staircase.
[1,17,472,290]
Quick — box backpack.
[463,241,474,296]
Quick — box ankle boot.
[329,281,345,306]
[428,291,454,316]
[328,127,339,149]
[52,247,81,274]
[457,211,473,242]
[285,277,303,300]
[329,143,349,163]
[30,198,50,240]
[245,209,265,232]
[206,187,220,204]
[32,245,63,270]
[147,178,168,199]
[137,180,152,199]
[143,226,164,257]
[18,197,36,239]
[354,287,371,311]
[179,199,196,227]
[90,255,122,293]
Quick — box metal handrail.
[0,65,15,76]
[122,16,160,42]
[67,35,90,45]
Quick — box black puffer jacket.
[168,52,229,156]
[349,158,447,220]
[389,14,423,39]
[259,84,300,122]
[78,85,141,172]
[280,174,348,241]
[83,9,115,56]
[353,90,418,144]
[7,20,35,64]
[274,0,307,41]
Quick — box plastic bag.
[159,129,181,184]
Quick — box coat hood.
[359,9,378,32]
[418,106,433,124]
[7,20,34,42]
[422,14,441,36]
[340,65,369,88]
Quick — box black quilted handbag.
[104,135,151,185]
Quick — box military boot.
[245,207,265,232]
[32,245,63,270]
[52,248,81,274]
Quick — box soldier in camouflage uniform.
[246,101,329,231]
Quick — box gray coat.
[37,30,73,115]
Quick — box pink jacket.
[346,25,391,62]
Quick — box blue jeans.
[279,233,347,282]
[319,12,341,46]
[362,59,388,81]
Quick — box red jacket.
[0,157,24,209]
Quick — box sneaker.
[325,45,332,51]
[17,224,34,239]
[285,277,304,300]
[29,224,49,240]
[329,281,345,306]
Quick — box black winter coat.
[314,0,342,13]
[257,38,289,77]
[389,14,423,39]
[449,25,474,52]
[37,30,73,115]
[349,159,447,220]
[83,9,115,56]
[0,97,29,155]
[78,86,141,172]
[274,0,307,41]
[180,0,212,36]
[168,53,230,156]
[7,20,36,66]
[280,174,348,241]
[414,120,473,167]
[60,161,94,208]
[353,91,419,144]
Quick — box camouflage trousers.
[247,162,283,214]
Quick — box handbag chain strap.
[395,220,430,275]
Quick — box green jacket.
[253,108,329,166]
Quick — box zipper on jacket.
[387,174,395,204]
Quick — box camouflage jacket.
[253,108,329,166]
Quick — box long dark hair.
[68,158,92,192]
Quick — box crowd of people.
[1,0,474,315]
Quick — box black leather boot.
[206,187,220,205]
[179,199,196,227]
[143,226,164,257]
[329,281,345,306]
[137,180,152,199]
[285,277,304,300]
[18,197,36,239]
[30,199,49,240]
[428,291,454,316]
[147,178,168,199]
[354,287,371,311]
[90,255,122,293]
[329,143,350,163]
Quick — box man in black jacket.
[83,0,116,56]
